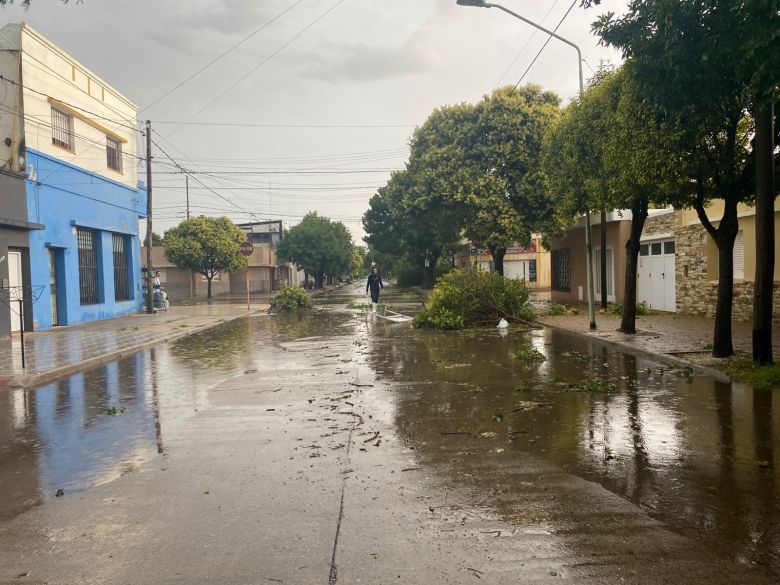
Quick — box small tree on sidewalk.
[543,65,680,334]
[163,216,248,300]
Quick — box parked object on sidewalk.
[141,268,169,312]
[152,271,169,312]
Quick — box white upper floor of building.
[0,22,139,190]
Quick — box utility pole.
[455,0,597,330]
[145,120,154,314]
[600,210,607,309]
[186,174,194,299]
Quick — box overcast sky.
[6,0,628,241]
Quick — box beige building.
[141,244,294,301]
[646,202,780,320]
[549,212,633,305]
[458,236,552,289]
[549,201,780,321]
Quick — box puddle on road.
[365,325,779,575]
[0,302,777,575]
[0,313,356,522]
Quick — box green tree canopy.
[277,212,354,288]
[163,216,247,299]
[543,64,684,333]
[363,84,561,283]
[143,231,163,247]
[582,0,779,357]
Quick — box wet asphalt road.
[0,284,778,584]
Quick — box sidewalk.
[0,303,268,388]
[536,308,780,372]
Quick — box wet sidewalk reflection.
[0,307,777,578]
[366,325,779,575]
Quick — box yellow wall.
[679,202,780,282]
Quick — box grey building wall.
[0,170,38,337]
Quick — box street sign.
[239,241,254,256]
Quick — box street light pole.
[456,0,597,329]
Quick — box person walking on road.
[366,267,384,309]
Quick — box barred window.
[77,228,99,305]
[551,248,571,292]
[112,234,130,301]
[107,136,123,172]
[51,107,74,151]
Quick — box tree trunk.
[694,191,739,358]
[713,230,737,358]
[206,275,213,300]
[620,197,648,334]
[752,100,775,364]
[600,210,608,309]
[489,247,506,276]
[315,272,324,288]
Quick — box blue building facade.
[25,149,145,330]
[0,22,146,333]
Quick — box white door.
[650,256,666,310]
[504,260,528,280]
[638,239,676,311]
[638,246,652,306]
[8,251,22,332]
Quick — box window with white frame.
[51,107,74,151]
[106,136,123,172]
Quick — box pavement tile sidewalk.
[536,309,780,371]
[0,303,267,387]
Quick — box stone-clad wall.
[676,224,716,317]
[643,210,678,237]
[674,223,780,321]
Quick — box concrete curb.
[2,309,264,390]
[536,320,732,383]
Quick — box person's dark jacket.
[366,273,383,293]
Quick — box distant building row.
[549,204,780,320]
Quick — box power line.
[140,0,306,114]
[153,120,414,129]
[17,54,140,130]
[514,0,578,90]
[165,0,347,139]
[0,103,145,162]
[151,131,273,220]
[159,147,408,164]
[494,0,563,88]
[152,169,399,176]
[151,137,262,221]
[0,74,139,133]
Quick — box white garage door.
[638,239,676,312]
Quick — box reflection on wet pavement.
[366,325,779,576]
[0,293,778,581]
